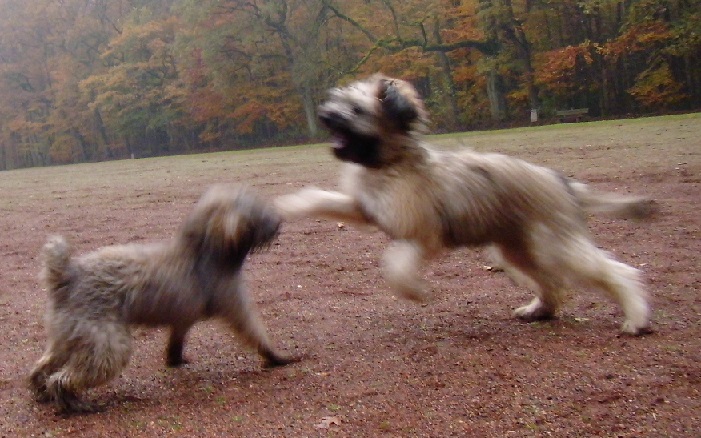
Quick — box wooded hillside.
[1,0,698,169]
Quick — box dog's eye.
[351,105,365,115]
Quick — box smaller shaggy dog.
[276,74,655,336]
[29,184,295,414]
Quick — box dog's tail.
[570,182,657,219]
[40,235,73,296]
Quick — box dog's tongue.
[331,135,346,150]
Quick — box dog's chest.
[349,169,440,240]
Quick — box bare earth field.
[0,114,699,437]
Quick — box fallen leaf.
[314,416,341,429]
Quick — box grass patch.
[0,112,697,216]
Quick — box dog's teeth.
[332,137,345,149]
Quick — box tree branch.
[323,0,499,59]
[321,0,377,42]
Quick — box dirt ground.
[0,115,699,437]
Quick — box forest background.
[0,0,699,170]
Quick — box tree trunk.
[432,17,459,129]
[486,66,507,121]
[69,128,88,162]
[301,85,318,137]
[519,39,539,111]
[93,108,110,161]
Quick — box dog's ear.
[181,185,279,263]
[220,214,245,245]
[378,79,419,132]
[181,204,212,251]
[187,215,253,269]
[181,204,242,256]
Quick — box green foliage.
[628,62,686,108]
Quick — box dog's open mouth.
[332,131,382,168]
[317,110,383,167]
[329,130,358,159]
[325,125,356,157]
[318,112,354,153]
[330,132,349,151]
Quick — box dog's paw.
[260,347,302,368]
[166,357,190,368]
[396,285,433,304]
[34,393,52,404]
[56,394,101,416]
[262,354,301,369]
[166,347,189,367]
[32,389,52,404]
[513,299,556,321]
[628,199,659,220]
[28,377,52,403]
[620,320,653,336]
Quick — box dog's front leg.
[214,283,298,368]
[275,188,369,224]
[382,240,433,303]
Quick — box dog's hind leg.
[511,274,564,321]
[499,239,566,321]
[486,245,538,290]
[45,322,132,414]
[559,235,650,335]
[29,346,66,403]
[166,324,194,367]
[215,286,296,368]
[46,368,102,414]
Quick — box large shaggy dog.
[30,185,296,414]
[276,74,655,336]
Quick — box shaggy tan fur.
[30,184,296,414]
[276,73,655,336]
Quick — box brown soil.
[1,115,699,437]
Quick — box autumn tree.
[534,0,700,114]
[0,0,152,168]
[176,0,348,141]
[81,8,187,158]
[0,0,698,169]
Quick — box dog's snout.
[268,212,282,237]
[318,109,345,131]
[258,208,282,242]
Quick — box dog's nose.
[318,110,332,124]
[269,214,282,236]
[262,209,282,239]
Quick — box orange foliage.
[535,43,595,95]
[230,100,267,134]
[598,21,673,61]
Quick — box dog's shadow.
[48,357,301,417]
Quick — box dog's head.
[317,74,428,168]
[181,185,281,265]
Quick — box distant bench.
[556,108,589,123]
